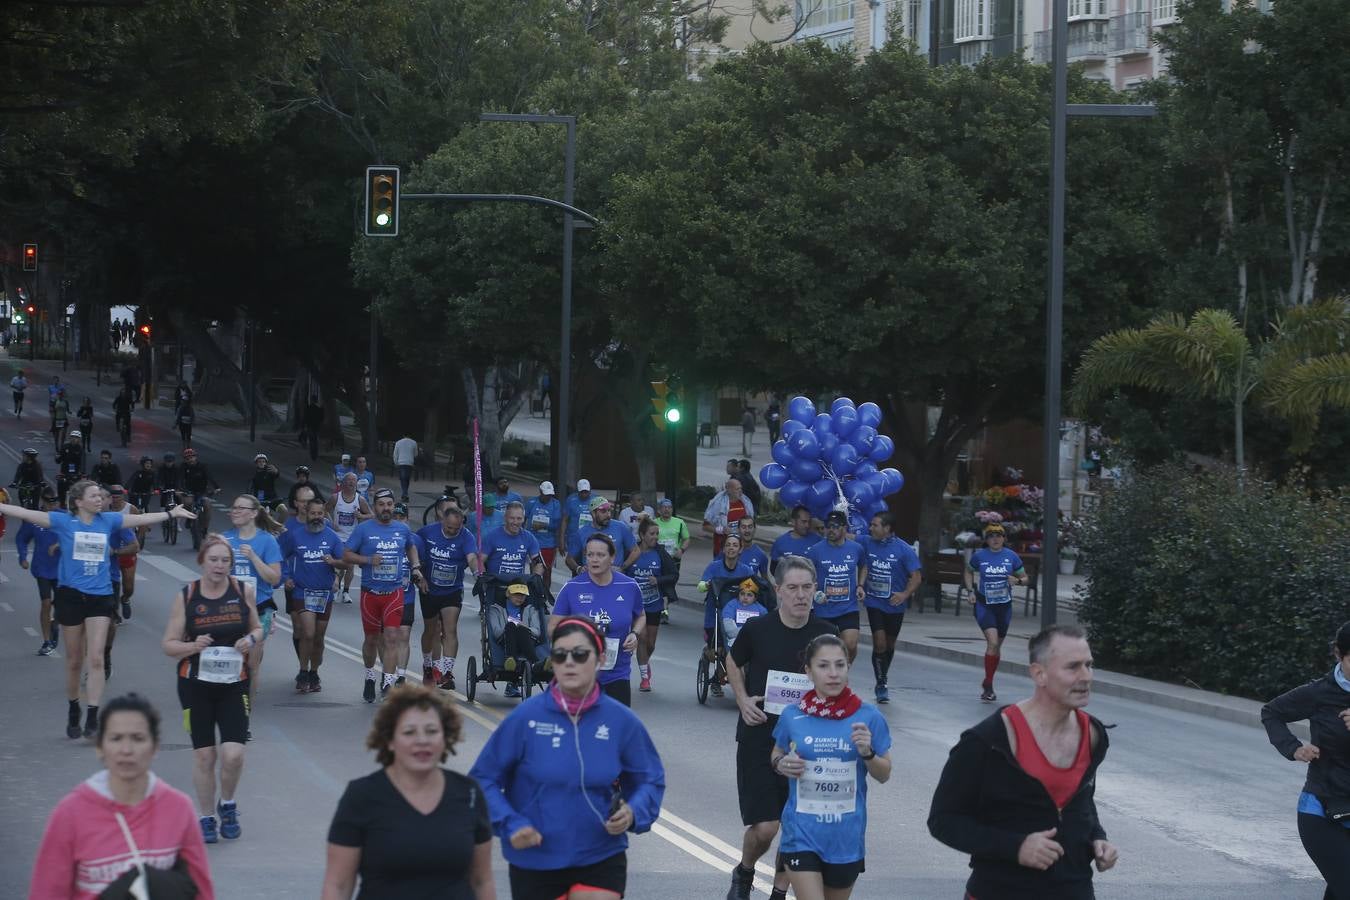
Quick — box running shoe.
[710,682,724,699]
[660,609,670,625]
[438,670,455,691]
[380,681,391,698]
[38,640,53,656]
[295,670,308,693]
[308,671,322,693]
[769,890,788,900]
[120,600,131,621]
[639,675,652,693]
[422,666,436,688]
[363,679,376,703]
[82,707,98,739]
[217,802,241,839]
[504,683,521,698]
[876,682,890,704]
[342,591,353,604]
[980,684,997,703]
[66,703,82,740]
[726,864,754,900]
[395,676,405,686]
[200,816,218,844]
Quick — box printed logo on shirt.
[595,725,610,741]
[529,720,565,737]
[981,563,1013,575]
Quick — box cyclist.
[327,471,372,604]
[10,368,27,417]
[862,512,922,704]
[76,396,94,453]
[522,480,562,571]
[286,465,322,509]
[127,456,157,530]
[280,496,346,694]
[90,450,122,488]
[963,522,1028,702]
[16,488,62,655]
[249,453,281,504]
[804,511,868,663]
[181,447,220,544]
[416,498,479,690]
[112,387,134,446]
[11,447,48,509]
[626,518,677,693]
[55,432,86,504]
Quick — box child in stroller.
[466,574,552,702]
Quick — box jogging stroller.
[696,572,776,705]
[465,573,554,703]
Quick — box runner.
[862,512,922,704]
[0,480,195,738]
[522,480,562,571]
[928,625,1117,899]
[564,497,637,575]
[494,475,523,509]
[16,488,61,655]
[550,533,644,707]
[703,478,754,557]
[963,522,1029,702]
[653,497,690,622]
[55,431,85,502]
[481,501,546,585]
[804,511,867,663]
[161,534,264,844]
[249,453,281,504]
[344,489,426,702]
[176,398,195,446]
[625,519,678,693]
[737,517,770,578]
[416,498,479,690]
[724,555,837,900]
[51,390,72,447]
[479,493,504,533]
[76,396,94,453]
[772,633,892,900]
[1260,621,1350,899]
[559,478,594,557]
[617,491,653,538]
[106,487,141,622]
[90,450,122,488]
[352,455,375,502]
[10,368,27,417]
[393,502,424,686]
[469,616,665,900]
[333,452,354,492]
[327,472,372,604]
[280,496,346,694]
[769,505,821,573]
[221,495,284,708]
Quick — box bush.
[517,449,550,473]
[500,437,530,461]
[677,484,716,517]
[1078,462,1350,700]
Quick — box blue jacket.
[469,691,665,870]
[16,521,61,580]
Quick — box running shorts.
[285,591,334,622]
[508,852,626,900]
[361,587,405,635]
[35,575,57,601]
[419,589,464,620]
[54,587,116,626]
[400,600,415,627]
[820,610,860,633]
[973,599,1012,638]
[178,677,250,749]
[736,727,788,826]
[865,607,905,638]
[781,851,864,889]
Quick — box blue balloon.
[857,401,882,429]
[844,479,875,509]
[779,480,809,508]
[854,460,878,480]
[772,440,795,467]
[850,424,877,453]
[790,458,824,483]
[788,428,820,460]
[866,499,888,516]
[809,478,837,512]
[869,434,895,463]
[788,396,816,426]
[782,419,806,438]
[831,397,855,414]
[831,404,860,438]
[816,432,840,461]
[880,467,904,494]
[863,472,888,497]
[812,413,834,443]
[760,463,790,489]
[848,512,870,536]
[830,443,860,476]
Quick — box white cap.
[540,481,556,496]
[577,478,591,492]
[341,453,352,461]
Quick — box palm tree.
[1070,299,1350,469]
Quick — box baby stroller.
[696,572,776,705]
[465,573,553,703]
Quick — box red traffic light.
[139,324,150,334]
[25,305,34,315]
[21,243,36,271]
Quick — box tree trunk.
[1234,381,1245,471]
[1301,174,1331,304]
[1222,166,1249,313]
[461,363,539,481]
[423,404,441,483]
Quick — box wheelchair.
[696,573,776,705]
[464,573,554,704]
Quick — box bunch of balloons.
[759,396,905,534]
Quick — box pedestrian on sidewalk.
[392,433,418,501]
[928,624,1117,900]
[765,399,782,445]
[736,460,762,511]
[703,478,754,558]
[740,405,756,456]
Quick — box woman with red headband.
[469,616,665,900]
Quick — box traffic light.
[137,323,151,347]
[650,381,684,431]
[22,243,37,272]
[364,166,400,236]
[25,304,35,316]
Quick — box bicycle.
[116,412,131,447]
[160,489,179,545]
[186,491,214,551]
[422,485,463,526]
[9,481,43,510]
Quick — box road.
[0,381,1329,898]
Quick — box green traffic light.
[665,408,681,424]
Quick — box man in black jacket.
[929,624,1118,899]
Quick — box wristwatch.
[859,748,877,761]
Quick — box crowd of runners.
[7,401,1349,898]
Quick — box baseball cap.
[506,582,531,597]
[109,485,125,496]
[254,453,268,461]
[539,481,556,496]
[69,430,82,438]
[825,510,848,526]
[577,478,592,492]
[657,497,673,508]
[341,453,352,462]
[738,578,759,595]
[374,488,395,501]
[482,492,498,507]
[589,496,611,512]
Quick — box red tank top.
[1004,705,1091,810]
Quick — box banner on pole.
[473,417,483,573]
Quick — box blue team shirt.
[16,521,61,581]
[741,544,770,579]
[805,539,866,619]
[773,703,892,863]
[969,547,1024,605]
[562,493,595,542]
[720,599,768,649]
[480,509,505,534]
[280,524,344,593]
[770,531,822,564]
[552,571,644,684]
[863,536,922,612]
[222,529,284,609]
[344,519,414,593]
[416,524,477,594]
[480,526,541,581]
[625,547,665,613]
[568,521,636,562]
[47,510,125,594]
[522,497,562,549]
[699,557,754,629]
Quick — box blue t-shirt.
[480,526,541,581]
[742,545,770,579]
[552,571,644,684]
[480,509,505,534]
[223,528,284,609]
[720,599,767,649]
[568,521,636,563]
[699,557,755,629]
[333,464,354,486]
[344,519,414,593]
[863,536,922,612]
[109,527,137,583]
[562,493,594,541]
[280,524,344,594]
[773,703,892,863]
[969,547,1025,605]
[47,510,124,594]
[416,523,477,594]
[495,490,524,509]
[625,547,665,613]
[16,521,61,581]
[805,539,866,619]
[522,497,562,549]
[771,531,822,564]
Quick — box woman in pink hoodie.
[29,693,214,899]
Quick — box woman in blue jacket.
[469,616,665,900]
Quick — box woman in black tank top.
[161,534,262,844]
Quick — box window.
[954,0,993,41]
[799,0,854,31]
[1069,0,1108,16]
[1154,0,1176,20]
[907,0,923,41]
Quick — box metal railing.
[1033,23,1110,63]
[1109,11,1151,54]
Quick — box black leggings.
[1299,812,1350,899]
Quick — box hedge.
[1078,463,1350,700]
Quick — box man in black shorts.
[416,499,479,690]
[724,555,837,900]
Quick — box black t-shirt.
[328,768,491,900]
[729,611,837,744]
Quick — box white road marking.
[0,570,10,584]
[23,626,38,637]
[0,601,13,613]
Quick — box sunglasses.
[550,647,594,664]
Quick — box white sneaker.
[342,591,352,604]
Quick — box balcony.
[1033,22,1110,63]
[1109,11,1151,55]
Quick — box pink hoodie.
[29,771,214,900]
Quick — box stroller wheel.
[696,657,711,705]
[522,665,534,700]
[465,657,478,702]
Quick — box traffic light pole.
[248,319,257,443]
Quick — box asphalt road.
[0,391,1329,899]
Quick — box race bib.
[734,608,760,625]
[531,512,552,529]
[796,760,857,816]
[302,589,330,613]
[373,557,399,579]
[338,510,356,527]
[823,577,851,599]
[866,573,892,598]
[72,531,108,563]
[659,537,677,553]
[578,512,593,530]
[601,637,621,671]
[198,646,244,684]
[764,669,812,715]
[983,580,1011,604]
[431,561,459,588]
